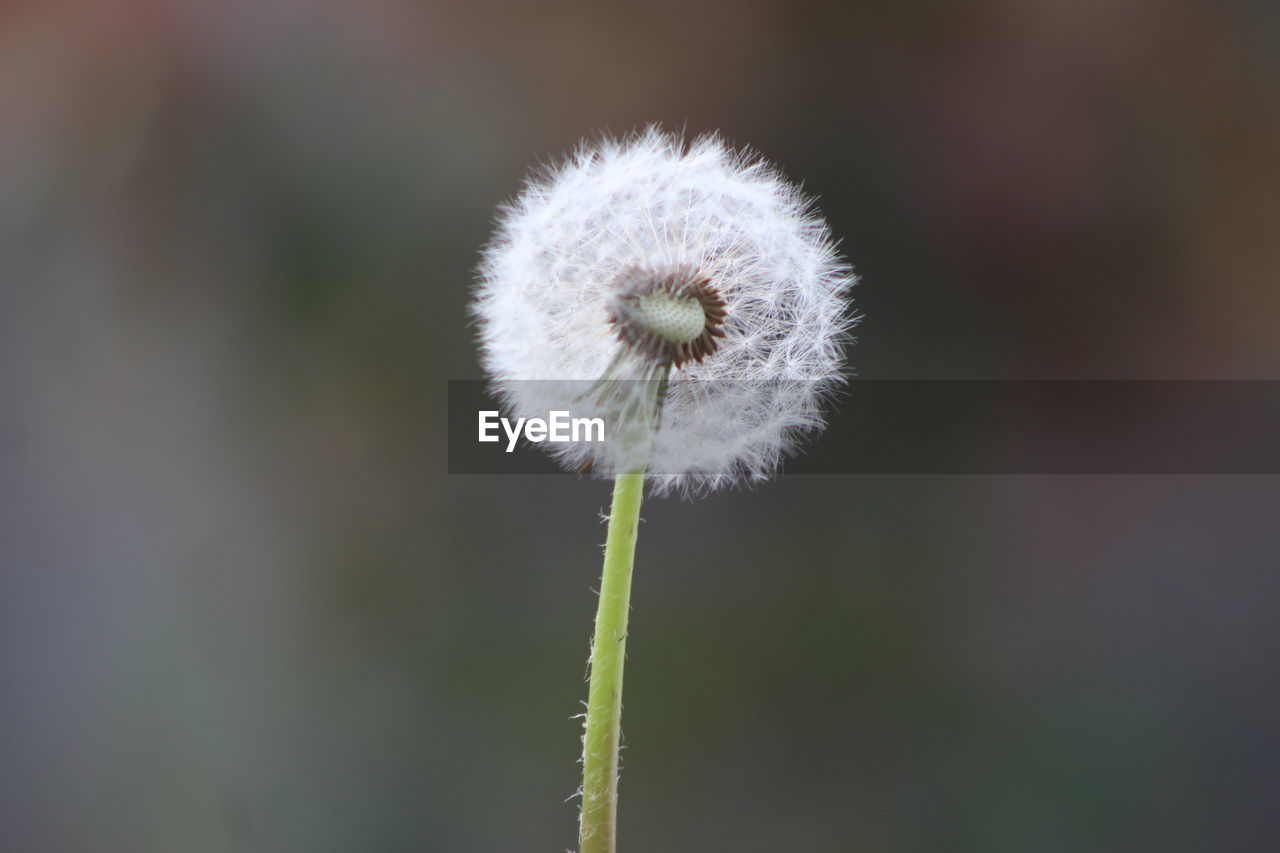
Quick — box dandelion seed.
[474,127,856,496]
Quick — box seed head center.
[608,266,728,368]
[634,292,707,345]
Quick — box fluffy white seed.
[473,127,857,496]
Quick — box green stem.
[579,470,645,853]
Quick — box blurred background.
[2,1,1279,850]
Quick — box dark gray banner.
[447,380,1280,475]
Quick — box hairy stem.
[579,470,644,853]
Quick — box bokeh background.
[3,1,1279,851]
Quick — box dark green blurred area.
[2,1,1279,851]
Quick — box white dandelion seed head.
[473,127,857,497]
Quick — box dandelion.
[473,128,855,852]
[475,127,855,495]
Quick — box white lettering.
[525,418,548,443]
[573,417,605,442]
[501,416,525,453]
[479,410,606,452]
[478,411,500,442]
[549,411,570,442]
